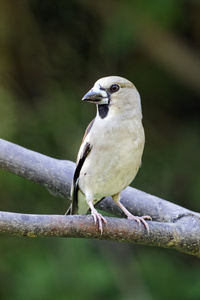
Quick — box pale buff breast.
[78,117,144,200]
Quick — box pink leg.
[112,193,152,232]
[87,200,107,234]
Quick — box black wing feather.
[67,142,92,215]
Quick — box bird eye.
[110,84,120,93]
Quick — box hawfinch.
[67,76,151,233]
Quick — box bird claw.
[91,210,107,234]
[127,215,152,232]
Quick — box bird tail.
[65,204,72,215]
[65,178,79,215]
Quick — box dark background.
[0,1,200,299]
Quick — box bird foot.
[127,214,152,232]
[91,209,107,234]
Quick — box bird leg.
[112,193,152,232]
[87,200,107,234]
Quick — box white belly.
[78,119,144,213]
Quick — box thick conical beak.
[82,85,109,104]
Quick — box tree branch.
[0,211,200,258]
[0,138,200,257]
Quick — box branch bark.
[0,138,200,258]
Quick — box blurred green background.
[0,0,200,299]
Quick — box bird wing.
[67,119,94,215]
[76,119,94,164]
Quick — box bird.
[67,76,151,233]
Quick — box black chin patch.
[98,104,109,119]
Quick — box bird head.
[82,76,142,119]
